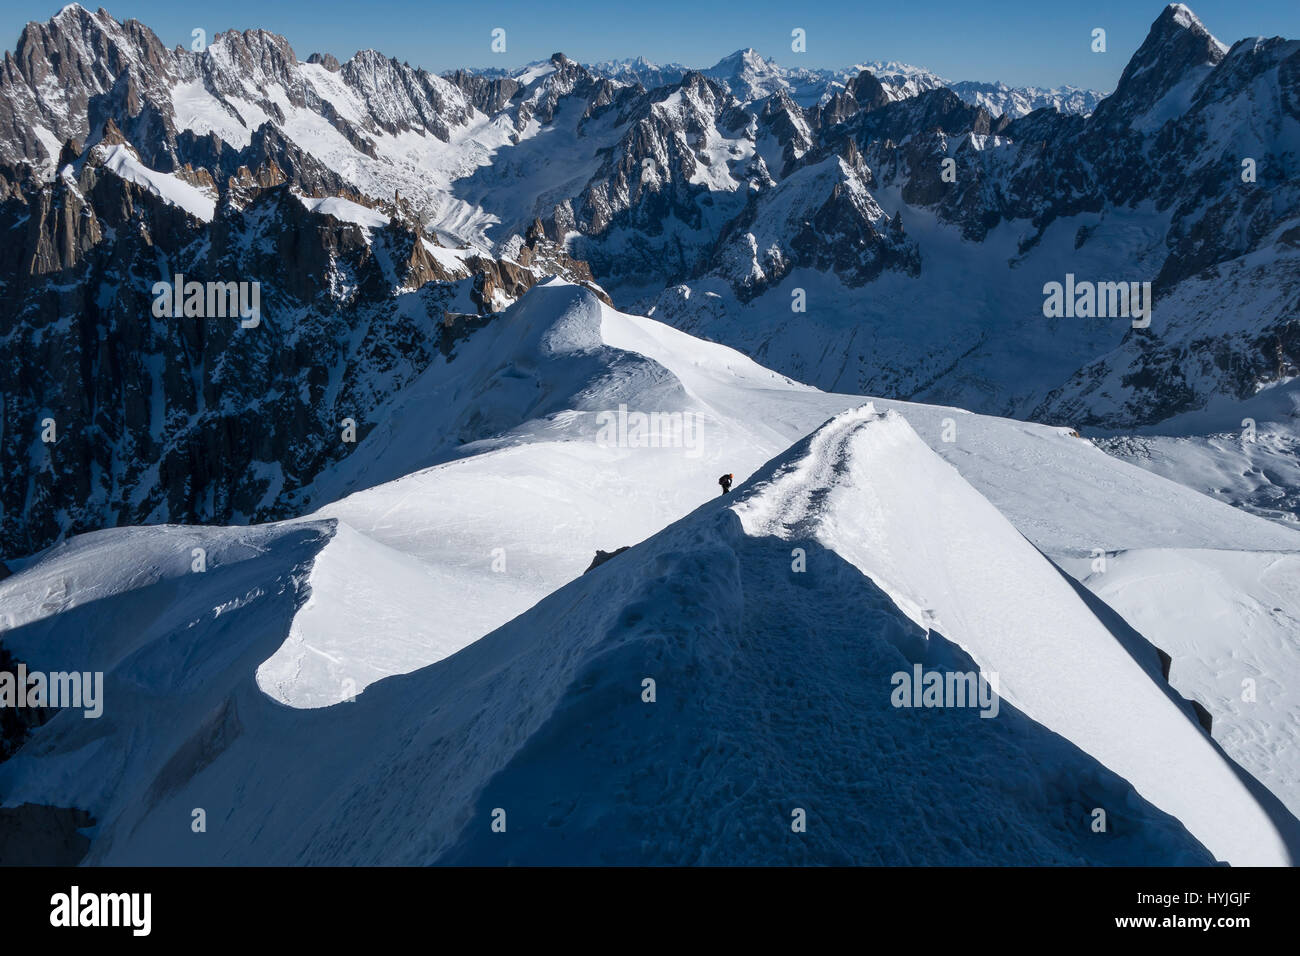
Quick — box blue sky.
[5,1,1300,90]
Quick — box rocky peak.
[56,137,81,167]
[307,52,340,72]
[705,47,785,102]
[443,69,521,115]
[225,158,287,206]
[16,3,164,87]
[674,70,728,108]
[2,4,175,164]
[712,48,775,78]
[338,51,471,140]
[758,90,813,175]
[201,28,303,106]
[844,69,890,112]
[1091,3,1228,127]
[96,115,126,145]
[813,68,890,130]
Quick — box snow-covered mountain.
[1,3,1298,867]
[948,79,1106,117]
[0,0,1292,568]
[0,2,1293,551]
[583,51,1108,118]
[3,280,1298,864]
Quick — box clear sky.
[4,0,1300,91]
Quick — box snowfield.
[1,281,1297,865]
[1064,547,1300,821]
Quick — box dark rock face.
[443,69,520,116]
[0,139,603,559]
[760,90,815,178]
[584,546,631,573]
[0,5,177,167]
[1190,699,1214,735]
[307,52,340,72]
[0,804,94,865]
[0,646,56,760]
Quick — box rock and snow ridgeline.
[2,282,1298,864]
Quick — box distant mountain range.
[584,49,1108,117]
[0,2,1296,560]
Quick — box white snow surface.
[295,192,390,230]
[736,406,1295,866]
[1063,547,1300,820]
[1,281,1297,865]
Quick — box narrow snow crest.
[733,403,1296,866]
[733,402,974,634]
[95,144,217,221]
[295,192,390,230]
[532,279,608,355]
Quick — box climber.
[718,473,733,495]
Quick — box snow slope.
[1064,547,1300,820]
[736,406,1297,865]
[256,281,815,706]
[2,280,1297,865]
[647,200,1177,422]
[1102,430,1300,529]
[263,281,1300,709]
[1095,392,1300,530]
[0,410,1242,866]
